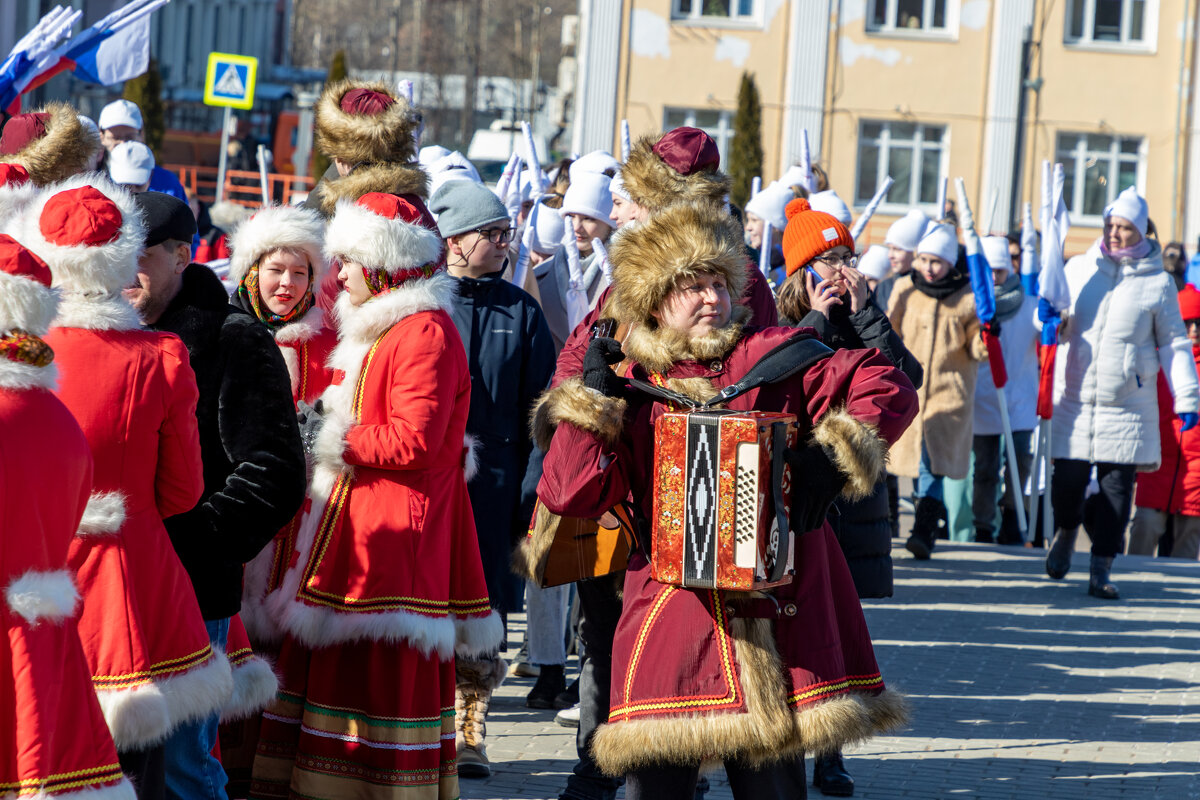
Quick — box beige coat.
[887,276,988,479]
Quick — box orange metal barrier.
[167,164,315,208]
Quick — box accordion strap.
[626,333,833,410]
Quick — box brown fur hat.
[620,133,731,215]
[315,79,420,166]
[3,102,100,186]
[609,202,746,327]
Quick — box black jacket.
[447,271,556,613]
[150,264,306,619]
[799,297,923,599]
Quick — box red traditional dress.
[252,266,500,800]
[0,235,135,800]
[46,293,233,752]
[538,319,918,775]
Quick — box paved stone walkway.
[461,544,1200,799]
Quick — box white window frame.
[663,107,734,167]
[1055,132,1147,226]
[865,0,957,39]
[670,0,762,28]
[1063,0,1158,53]
[855,119,949,215]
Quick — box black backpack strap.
[701,334,833,409]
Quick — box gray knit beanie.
[429,180,510,239]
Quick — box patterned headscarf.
[0,329,53,367]
[362,262,438,296]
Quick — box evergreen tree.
[729,71,763,209]
[122,59,164,158]
[312,49,347,179]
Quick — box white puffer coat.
[1052,240,1199,468]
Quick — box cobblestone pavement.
[461,543,1200,799]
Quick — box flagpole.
[256,144,270,206]
[215,107,232,203]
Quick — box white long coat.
[1052,241,1199,468]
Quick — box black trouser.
[1050,459,1136,558]
[561,576,625,800]
[118,745,166,800]
[625,755,807,800]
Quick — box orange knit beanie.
[781,197,855,276]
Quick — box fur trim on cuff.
[0,359,56,391]
[529,378,627,451]
[159,649,234,732]
[0,267,58,336]
[77,492,127,536]
[510,502,559,583]
[277,598,458,660]
[811,408,888,501]
[463,433,480,482]
[96,684,173,750]
[220,654,280,723]
[454,651,507,691]
[5,569,78,625]
[454,611,505,659]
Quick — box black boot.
[1045,527,1078,579]
[813,751,854,797]
[1087,555,1120,599]
[996,506,1022,545]
[974,525,995,544]
[525,663,566,709]
[905,496,945,560]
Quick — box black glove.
[582,337,628,397]
[785,443,846,533]
[296,399,326,456]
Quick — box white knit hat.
[779,165,810,191]
[916,222,959,265]
[532,203,565,255]
[856,244,891,281]
[561,172,613,222]
[610,172,631,202]
[569,150,619,182]
[1103,185,1149,236]
[743,181,793,232]
[885,209,931,252]
[981,235,1013,275]
[228,205,328,286]
[808,190,852,225]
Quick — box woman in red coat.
[252,193,499,800]
[13,178,232,793]
[0,232,136,800]
[535,203,918,798]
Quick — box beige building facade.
[574,0,1200,254]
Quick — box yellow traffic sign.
[204,52,258,109]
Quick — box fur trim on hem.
[276,598,458,659]
[529,378,626,451]
[811,408,888,501]
[220,655,280,723]
[318,163,430,215]
[240,547,282,645]
[12,776,138,800]
[52,293,141,332]
[454,611,505,659]
[5,569,78,625]
[76,492,126,536]
[159,649,234,732]
[6,102,100,186]
[859,687,910,733]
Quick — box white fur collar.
[333,270,456,346]
[53,292,142,332]
[274,306,328,345]
[0,359,57,391]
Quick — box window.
[1055,133,1144,221]
[673,0,756,22]
[1065,0,1151,47]
[664,108,734,167]
[855,120,947,210]
[867,0,948,34]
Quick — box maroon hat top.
[0,163,30,187]
[0,113,50,157]
[0,233,52,287]
[39,186,124,248]
[651,127,721,177]
[340,88,396,116]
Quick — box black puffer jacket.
[150,264,306,619]
[797,298,923,598]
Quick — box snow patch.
[961,0,991,30]
[631,9,670,59]
[840,0,867,25]
[841,36,902,68]
[715,35,751,68]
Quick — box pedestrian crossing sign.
[204,52,258,110]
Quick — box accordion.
[651,409,798,591]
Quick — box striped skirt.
[249,635,457,800]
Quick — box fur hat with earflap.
[5,174,145,332]
[620,127,730,215]
[228,205,328,287]
[0,235,58,390]
[0,103,101,186]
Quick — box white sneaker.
[555,704,580,728]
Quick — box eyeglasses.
[812,253,858,270]
[475,227,514,245]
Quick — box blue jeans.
[163,617,230,800]
[917,442,944,502]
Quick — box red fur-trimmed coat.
[536,322,918,774]
[0,364,135,799]
[46,296,233,752]
[267,271,502,660]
